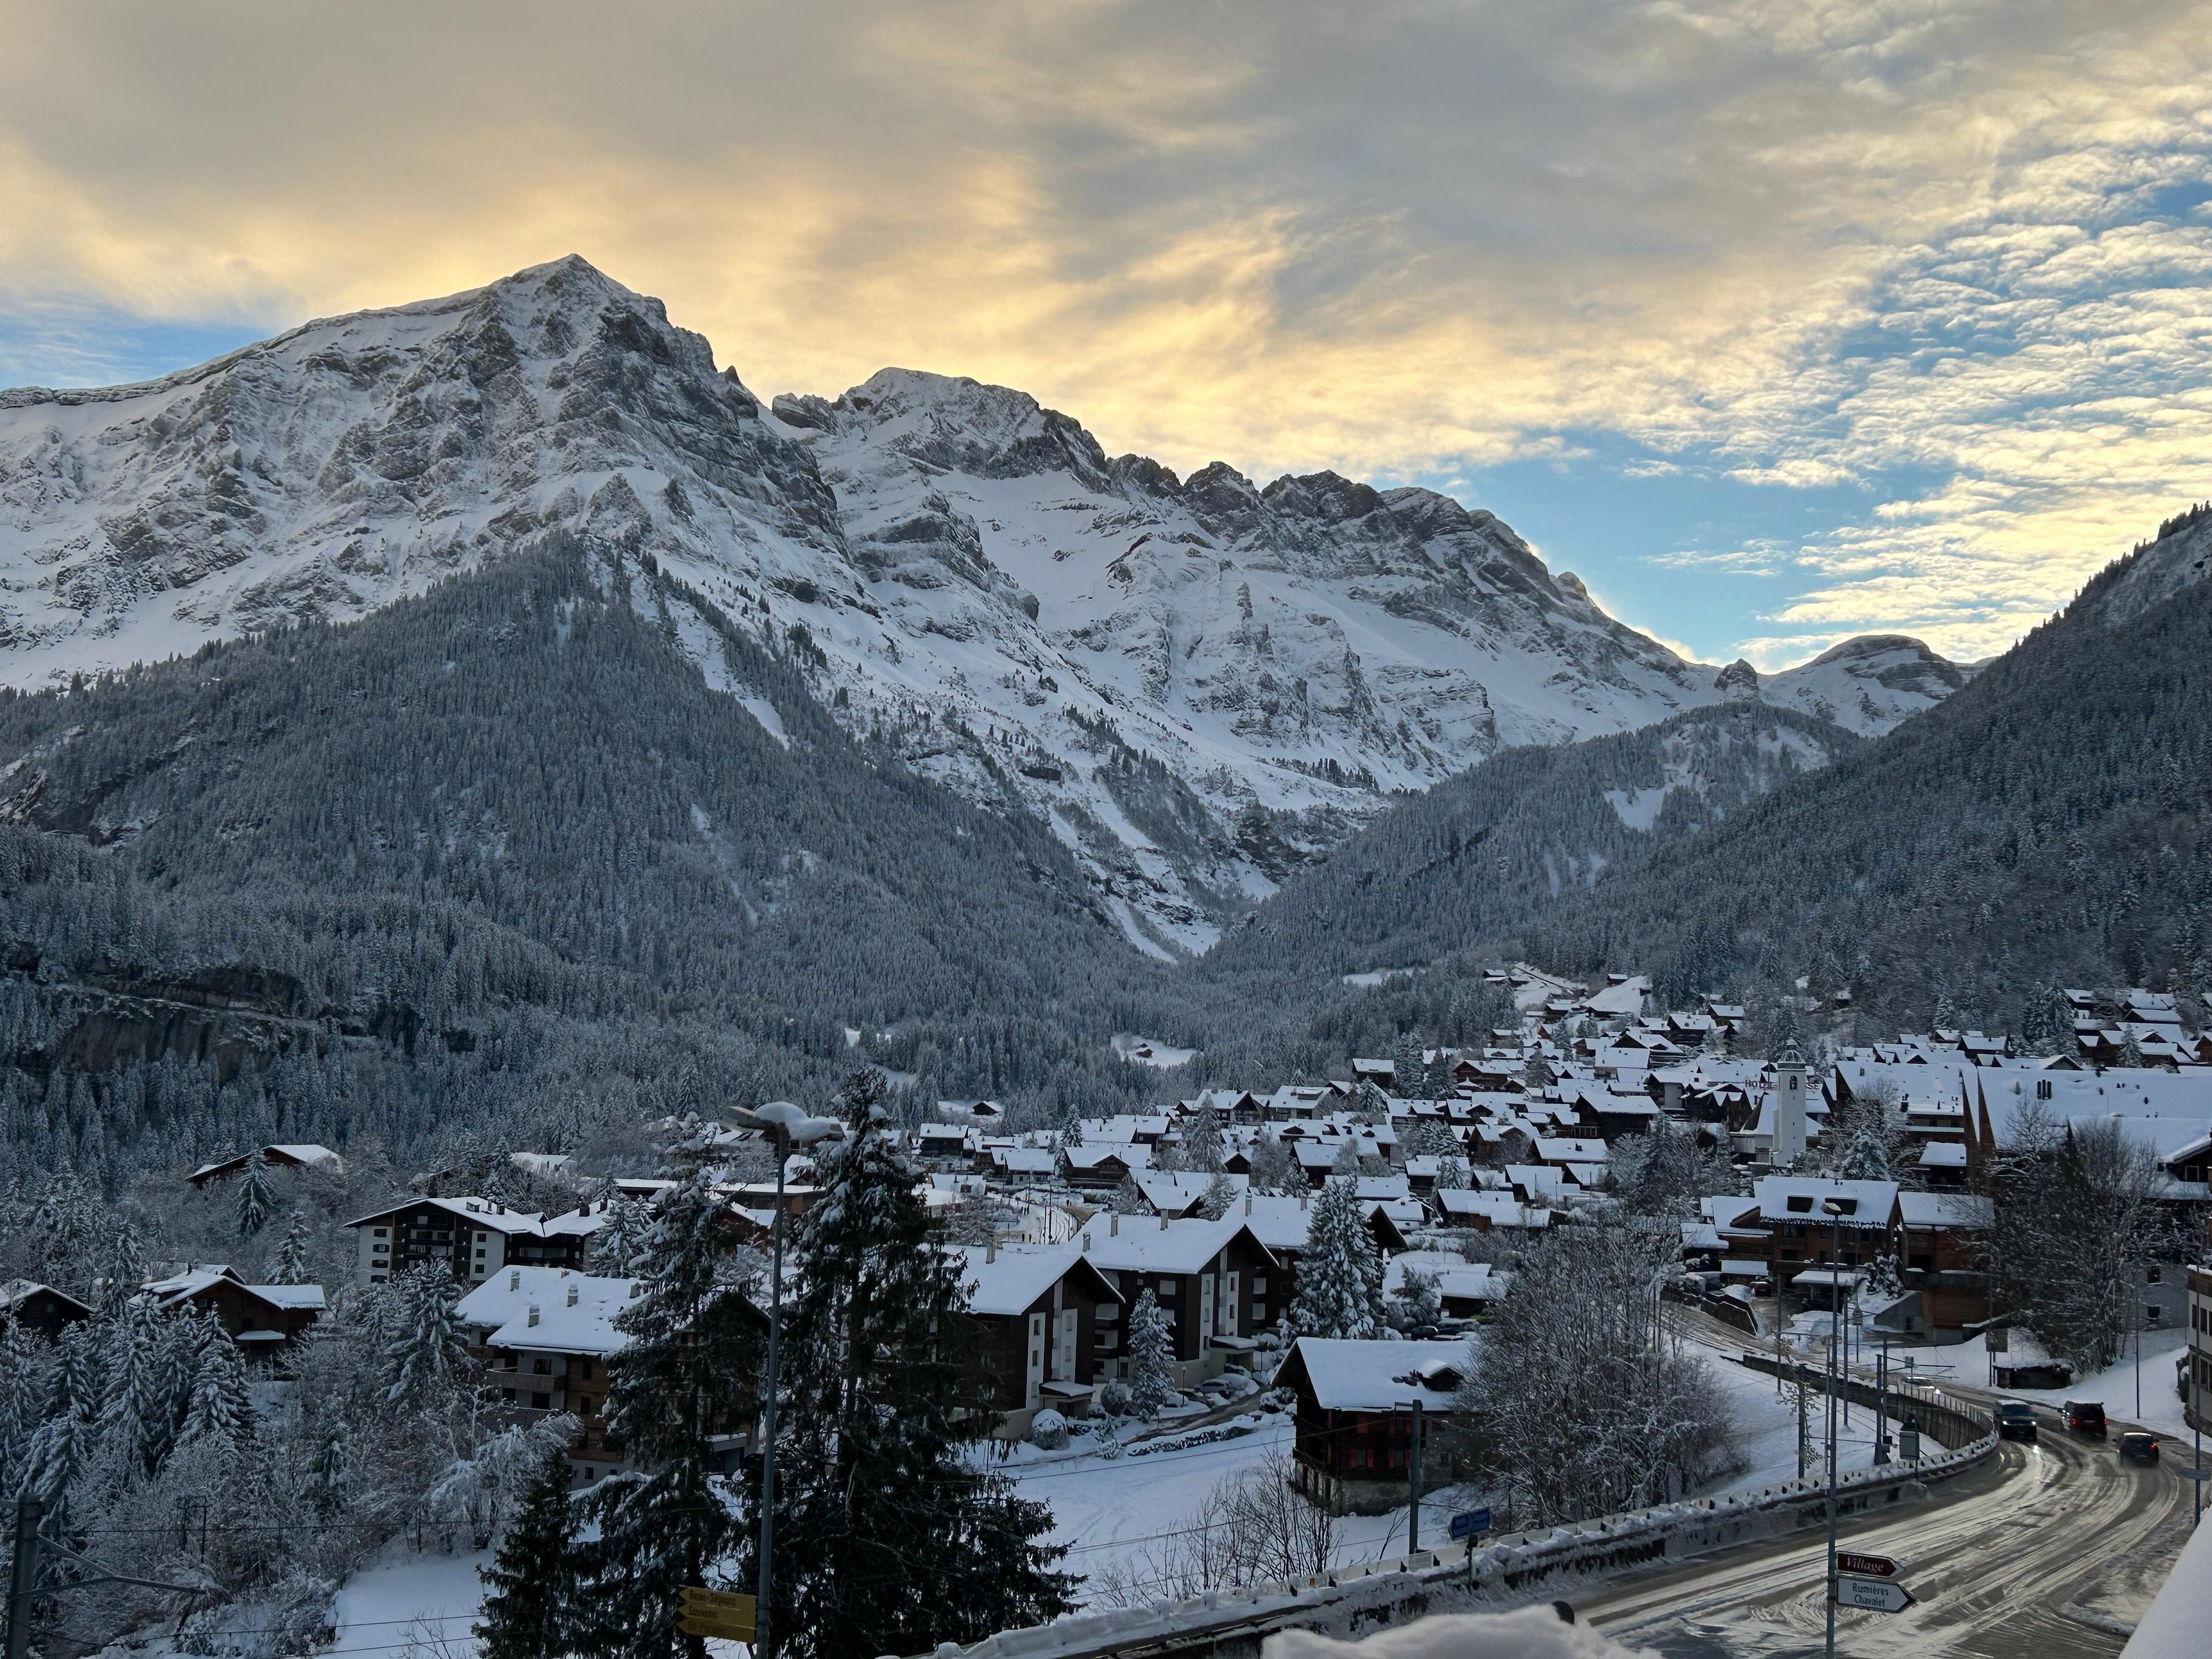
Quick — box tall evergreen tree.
[1124,1288,1177,1418]
[1183,1105,1224,1174]
[177,1314,253,1452]
[478,1446,579,1659]
[235,1150,275,1240]
[573,1171,762,1659]
[754,1073,1071,1659]
[272,1211,313,1285]
[382,1266,470,1408]
[1291,1178,1384,1339]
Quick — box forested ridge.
[2,511,2208,1181]
[0,534,1181,1186]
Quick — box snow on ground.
[1703,1348,1878,1491]
[1013,1350,1874,1607]
[1922,1329,2207,1448]
[328,1550,489,1659]
[1113,1033,1198,1068]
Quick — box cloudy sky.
[7,0,2211,667]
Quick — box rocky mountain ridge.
[0,256,1965,951]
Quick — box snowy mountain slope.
[765,369,1965,946]
[1746,636,1976,735]
[0,257,1966,953]
[1199,702,1863,985]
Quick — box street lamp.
[1819,1195,1852,1659]
[732,1101,843,1659]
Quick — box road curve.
[1577,1411,2196,1658]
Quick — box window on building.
[2147,1266,2163,1285]
[579,1361,594,1380]
[1251,1277,1267,1294]
[2036,1079,2053,1101]
[2147,1306,2163,1327]
[532,1392,551,1410]
[1159,1279,1176,1296]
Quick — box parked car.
[2119,1431,2161,1465]
[1995,1400,2039,1442]
[2063,1400,2108,1437]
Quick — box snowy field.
[327,1551,490,1659]
[1110,1033,1198,1068]
[308,1352,1883,1639]
[1002,1350,1874,1606]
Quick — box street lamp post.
[1820,1198,1851,1659]
[735,1103,843,1659]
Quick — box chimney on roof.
[567,1283,579,1306]
[1081,1232,1092,1250]
[1110,1215,1119,1235]
[527,1305,540,1327]
[509,1271,521,1290]
[1159,1214,1169,1231]
[1244,1194,1252,1215]
[985,1239,996,1263]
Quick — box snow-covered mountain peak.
[0,255,843,679]
[1759,634,1970,735]
[0,257,1972,954]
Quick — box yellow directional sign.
[678,1587,757,1641]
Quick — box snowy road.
[1578,1406,2196,1658]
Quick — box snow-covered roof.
[1917,1141,1968,1168]
[1751,1176,1899,1227]
[1383,1253,1506,1302]
[343,1195,552,1234]
[2,1279,91,1316]
[252,1284,328,1310]
[1533,1136,1609,1163]
[1280,1337,1476,1411]
[1133,1170,1249,1213]
[454,1267,644,1355]
[1075,1214,1274,1274]
[1978,1068,2212,1160]
[1435,1189,1553,1229]
[1897,1192,1994,1229]
[950,1243,1119,1316]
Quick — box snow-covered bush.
[1030,1408,1069,1449]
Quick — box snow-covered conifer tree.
[591,1195,653,1277]
[754,1071,1071,1659]
[573,1170,760,1659]
[1291,1178,1383,1339]
[1197,1172,1235,1220]
[477,1445,578,1659]
[1392,1267,1442,1331]
[1110,1171,1148,1215]
[272,1210,313,1285]
[235,1150,275,1240]
[381,1267,469,1409]
[178,1316,252,1451]
[1184,1105,1224,1173]
[1124,1288,1177,1417]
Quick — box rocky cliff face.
[0,257,1966,952]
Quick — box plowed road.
[1579,1411,2197,1657]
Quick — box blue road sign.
[1449,1508,1492,1541]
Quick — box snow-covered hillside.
[0,256,1965,952]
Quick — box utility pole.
[5,1496,40,1659]
[1407,1400,1423,1556]
[755,1127,789,1659]
[736,1103,841,1659]
[1821,1201,1846,1659]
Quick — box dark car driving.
[2119,1431,2161,1465]
[1995,1400,2039,1442]
[2063,1400,2107,1436]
